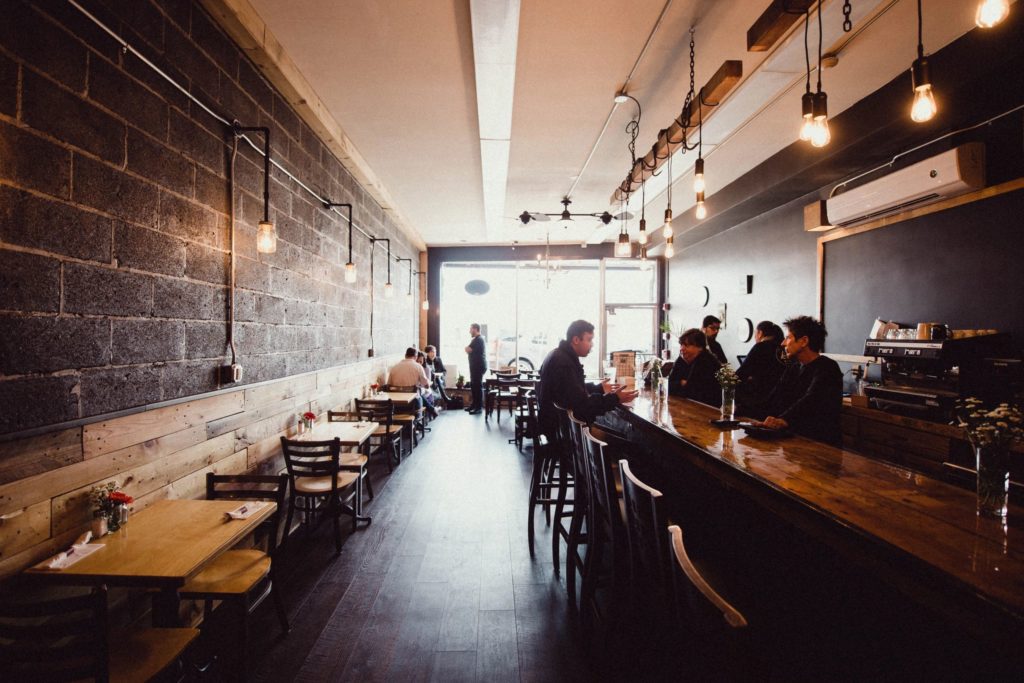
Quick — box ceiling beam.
[747,0,815,52]
[611,60,742,203]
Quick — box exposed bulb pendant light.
[695,191,707,220]
[663,151,673,238]
[615,198,632,257]
[694,92,709,219]
[976,0,1010,28]
[810,1,831,147]
[799,12,815,141]
[910,0,937,123]
[384,282,394,298]
[337,203,356,283]
[421,299,430,311]
[256,220,277,254]
[239,124,276,254]
[345,262,357,283]
[693,157,705,194]
[638,180,648,245]
[664,236,675,259]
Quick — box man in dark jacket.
[424,345,451,405]
[702,315,728,364]
[538,320,637,440]
[667,328,722,406]
[464,324,487,414]
[736,321,785,412]
[759,316,843,447]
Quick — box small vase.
[107,506,122,532]
[975,445,1010,519]
[721,387,736,421]
[297,421,306,435]
[91,515,108,538]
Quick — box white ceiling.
[246,0,986,248]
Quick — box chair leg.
[271,578,290,635]
[527,452,543,558]
[283,494,296,547]
[332,503,342,555]
[234,600,249,683]
[566,501,587,612]
[551,463,570,578]
[364,470,375,501]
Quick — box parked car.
[490,333,552,372]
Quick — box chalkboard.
[822,188,1024,355]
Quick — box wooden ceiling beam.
[747,0,815,52]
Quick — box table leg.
[152,588,181,627]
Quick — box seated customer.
[702,315,728,365]
[424,345,451,404]
[538,320,638,440]
[758,316,843,447]
[388,347,430,394]
[736,321,785,412]
[415,351,439,418]
[667,328,722,406]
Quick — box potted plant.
[659,320,673,341]
[456,374,465,389]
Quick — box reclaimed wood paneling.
[0,500,50,560]
[0,428,83,485]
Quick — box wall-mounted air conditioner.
[824,142,985,228]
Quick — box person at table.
[424,345,451,405]
[736,321,785,413]
[464,323,487,415]
[757,316,843,447]
[667,328,722,406]
[537,319,638,440]
[701,315,728,365]
[415,350,440,418]
[388,346,430,398]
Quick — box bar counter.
[613,395,1024,650]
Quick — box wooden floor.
[247,409,589,682]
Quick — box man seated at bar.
[757,316,843,446]
[537,320,638,438]
[736,320,785,413]
[702,315,728,364]
[667,328,722,406]
[387,347,430,406]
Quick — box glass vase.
[107,505,123,532]
[975,444,1010,519]
[721,387,736,421]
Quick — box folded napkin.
[42,531,105,570]
[224,501,269,520]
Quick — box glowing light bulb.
[799,92,814,142]
[421,299,430,311]
[975,0,1010,27]
[344,262,356,283]
[810,117,831,147]
[695,201,707,220]
[638,218,648,245]
[692,158,705,193]
[911,84,937,122]
[256,220,277,254]
[663,208,673,238]
[910,57,937,123]
[384,282,394,298]
[615,232,631,257]
[664,240,675,259]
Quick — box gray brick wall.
[0,0,419,434]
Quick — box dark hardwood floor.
[247,409,589,682]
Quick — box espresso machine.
[862,333,1020,420]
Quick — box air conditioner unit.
[825,142,985,228]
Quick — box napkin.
[42,531,104,569]
[225,501,269,520]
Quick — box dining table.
[295,420,378,449]
[371,391,419,406]
[25,498,276,626]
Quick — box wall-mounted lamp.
[372,238,393,297]
[910,0,937,123]
[975,0,1010,28]
[323,202,356,283]
[395,257,414,298]
[235,124,275,253]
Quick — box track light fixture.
[975,0,1010,28]
[910,0,937,123]
[235,124,276,254]
[324,202,356,283]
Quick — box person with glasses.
[702,315,728,364]
[667,328,722,406]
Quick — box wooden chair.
[510,388,537,449]
[562,410,591,611]
[382,384,428,445]
[355,398,404,472]
[326,411,375,504]
[618,458,672,627]
[179,473,290,679]
[280,437,369,555]
[488,376,519,421]
[0,585,198,683]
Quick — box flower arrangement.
[300,411,316,429]
[90,482,133,532]
[370,382,381,395]
[953,398,1023,449]
[715,364,741,389]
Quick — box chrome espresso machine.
[863,333,1021,420]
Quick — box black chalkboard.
[822,188,1024,355]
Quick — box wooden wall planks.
[0,356,398,578]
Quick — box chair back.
[355,398,395,428]
[565,409,590,508]
[205,473,288,555]
[0,586,110,682]
[280,437,342,491]
[327,411,360,422]
[619,458,672,622]
[667,524,747,630]
[581,427,619,533]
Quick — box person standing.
[464,323,487,414]
[702,315,728,365]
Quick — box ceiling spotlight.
[976,0,1010,27]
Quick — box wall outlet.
[220,363,243,384]
[367,349,374,357]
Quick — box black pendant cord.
[817,0,824,94]
[917,0,924,60]
[233,124,271,223]
[227,135,238,367]
[804,9,811,95]
[323,202,355,266]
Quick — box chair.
[618,458,672,627]
[383,384,429,443]
[489,376,519,421]
[561,410,591,611]
[510,388,537,449]
[667,525,747,630]
[179,474,290,678]
[0,585,199,683]
[326,411,375,504]
[280,437,368,555]
[355,399,404,471]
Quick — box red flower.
[303,411,316,421]
[109,491,133,505]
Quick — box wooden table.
[371,391,418,406]
[294,420,377,448]
[25,499,275,625]
[615,395,1024,644]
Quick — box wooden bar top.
[619,395,1024,621]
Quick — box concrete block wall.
[0,0,421,436]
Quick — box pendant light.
[695,191,707,220]
[638,181,648,245]
[810,1,831,147]
[910,0,937,123]
[664,237,675,259]
[694,91,708,219]
[692,158,705,194]
[325,202,357,283]
[615,199,632,257]
[663,152,674,239]
[975,0,1010,28]
[799,11,815,142]
[236,125,276,254]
